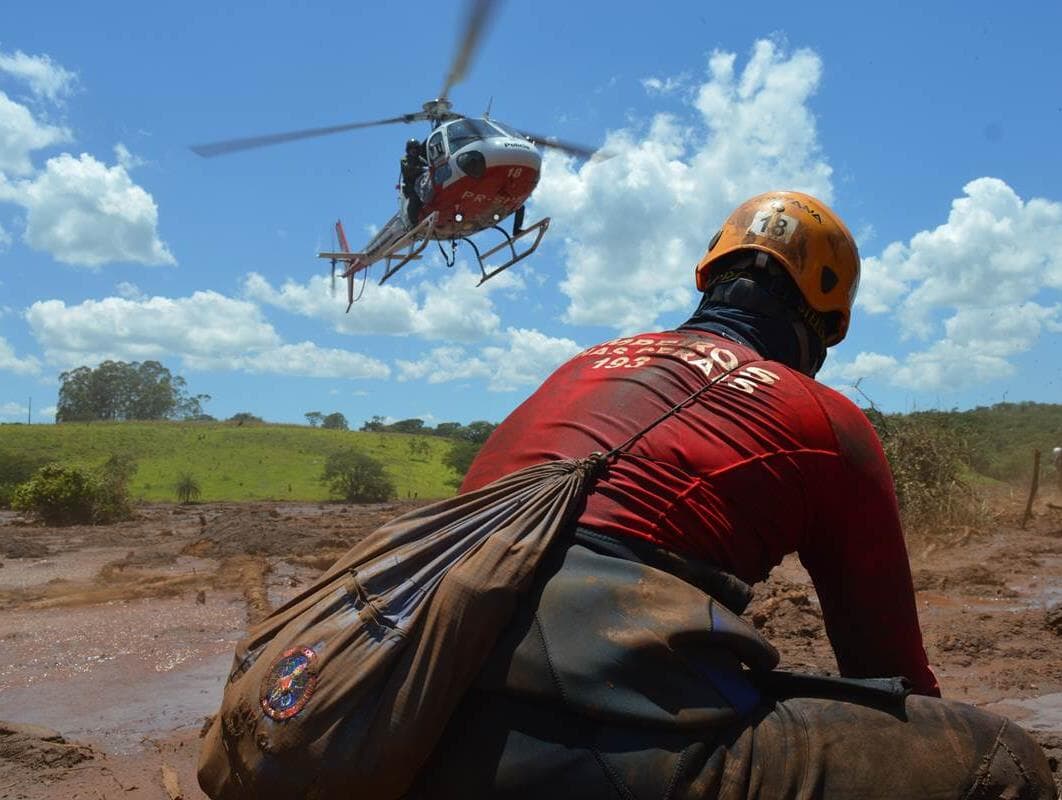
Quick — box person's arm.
[798,390,940,697]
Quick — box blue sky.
[2,0,1060,426]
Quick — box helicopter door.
[427,130,450,188]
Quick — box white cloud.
[24,291,390,380]
[0,402,57,422]
[26,292,278,366]
[0,401,52,423]
[0,401,26,417]
[0,53,171,269]
[0,221,10,251]
[244,263,522,342]
[820,351,899,385]
[113,142,145,170]
[0,335,41,375]
[115,281,143,299]
[0,90,71,176]
[396,327,582,391]
[533,39,833,333]
[0,48,77,103]
[833,178,1062,391]
[1,152,176,267]
[214,342,390,380]
[641,75,689,95]
[396,345,491,384]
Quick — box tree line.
[357,416,497,443]
[57,361,209,423]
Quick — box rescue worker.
[400,138,427,225]
[415,191,1055,798]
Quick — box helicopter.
[191,0,598,310]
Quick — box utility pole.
[27,396,31,425]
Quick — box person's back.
[416,191,1054,799]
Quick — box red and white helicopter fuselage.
[320,116,553,306]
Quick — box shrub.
[228,412,263,425]
[11,461,133,525]
[175,473,202,504]
[321,450,395,503]
[868,413,985,535]
[0,451,49,508]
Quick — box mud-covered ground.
[1,488,1060,798]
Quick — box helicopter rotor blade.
[438,0,501,102]
[516,129,600,160]
[191,114,425,158]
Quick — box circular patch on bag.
[260,646,318,721]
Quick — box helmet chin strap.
[705,252,826,377]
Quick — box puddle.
[0,547,131,591]
[0,592,246,752]
[1007,552,1062,610]
[0,651,234,753]
[917,591,1031,615]
[985,693,1062,732]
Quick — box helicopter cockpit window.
[427,131,446,164]
[444,119,504,153]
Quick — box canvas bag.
[198,363,746,799]
[197,455,604,799]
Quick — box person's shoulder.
[800,381,886,472]
[802,378,865,422]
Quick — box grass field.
[0,421,461,502]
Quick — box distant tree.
[57,360,209,422]
[462,420,497,444]
[322,412,349,431]
[228,412,263,425]
[443,440,482,487]
[433,422,463,438]
[305,411,324,428]
[407,437,431,460]
[321,450,395,502]
[360,415,387,432]
[389,418,425,434]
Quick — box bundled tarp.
[198,455,604,799]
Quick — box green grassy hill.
[875,402,1062,484]
[0,421,461,502]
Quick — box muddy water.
[0,548,131,590]
[987,693,1062,733]
[0,592,245,752]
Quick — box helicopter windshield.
[444,119,504,153]
[487,120,528,140]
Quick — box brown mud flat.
[1,491,1061,798]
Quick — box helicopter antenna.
[484,96,493,118]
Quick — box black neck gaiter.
[678,291,826,377]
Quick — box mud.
[1,491,1060,797]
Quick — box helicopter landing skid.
[377,211,439,285]
[462,216,551,285]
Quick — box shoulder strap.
[595,361,746,466]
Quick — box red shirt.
[462,329,939,697]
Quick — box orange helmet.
[694,191,860,345]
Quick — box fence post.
[1021,449,1040,530]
